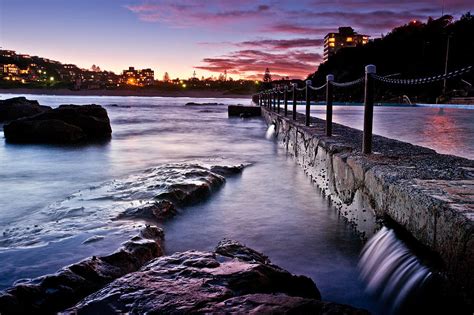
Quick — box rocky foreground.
[65,239,368,315]
[0,236,369,314]
[1,97,112,143]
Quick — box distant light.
[21,79,26,83]
[255,81,259,84]
[50,77,54,81]
[182,83,187,88]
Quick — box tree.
[263,68,272,82]
[163,72,170,82]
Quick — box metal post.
[277,88,281,113]
[363,65,376,154]
[326,75,334,136]
[273,91,275,110]
[284,86,288,116]
[305,80,311,126]
[443,35,451,95]
[292,84,297,120]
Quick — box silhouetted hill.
[310,13,474,103]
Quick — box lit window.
[329,38,335,42]
[329,43,335,47]
[346,37,353,42]
[362,40,368,44]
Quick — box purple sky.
[1,0,472,79]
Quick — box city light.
[182,83,187,88]
[50,77,54,81]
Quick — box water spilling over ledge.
[265,124,275,140]
[359,227,432,314]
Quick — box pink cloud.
[195,49,322,79]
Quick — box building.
[0,50,16,58]
[3,64,20,75]
[120,67,155,86]
[323,27,369,62]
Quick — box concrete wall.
[262,108,474,303]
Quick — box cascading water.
[265,124,276,140]
[358,227,433,314]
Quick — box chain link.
[308,83,327,91]
[372,65,472,85]
[330,77,365,87]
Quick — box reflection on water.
[302,105,474,159]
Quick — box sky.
[0,0,472,80]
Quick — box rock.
[0,97,51,122]
[0,225,164,314]
[216,238,270,264]
[3,104,112,144]
[210,164,246,176]
[4,119,87,143]
[200,293,371,314]
[119,200,178,221]
[65,240,368,314]
[228,105,261,117]
[155,172,225,206]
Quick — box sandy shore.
[0,88,253,99]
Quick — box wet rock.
[228,105,261,117]
[216,238,270,264]
[65,240,368,314]
[210,164,246,176]
[155,172,225,206]
[0,225,164,314]
[4,105,112,144]
[0,97,51,122]
[201,293,370,314]
[4,119,86,143]
[119,200,178,221]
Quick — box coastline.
[0,88,253,99]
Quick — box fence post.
[363,65,376,154]
[277,87,281,113]
[305,80,311,126]
[273,89,276,111]
[292,83,297,120]
[326,75,334,136]
[269,91,272,109]
[284,86,288,116]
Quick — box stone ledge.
[262,107,474,305]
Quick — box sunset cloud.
[123,0,472,78]
[195,49,322,79]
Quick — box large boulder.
[0,97,51,122]
[64,240,369,315]
[4,104,112,143]
[0,226,164,314]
